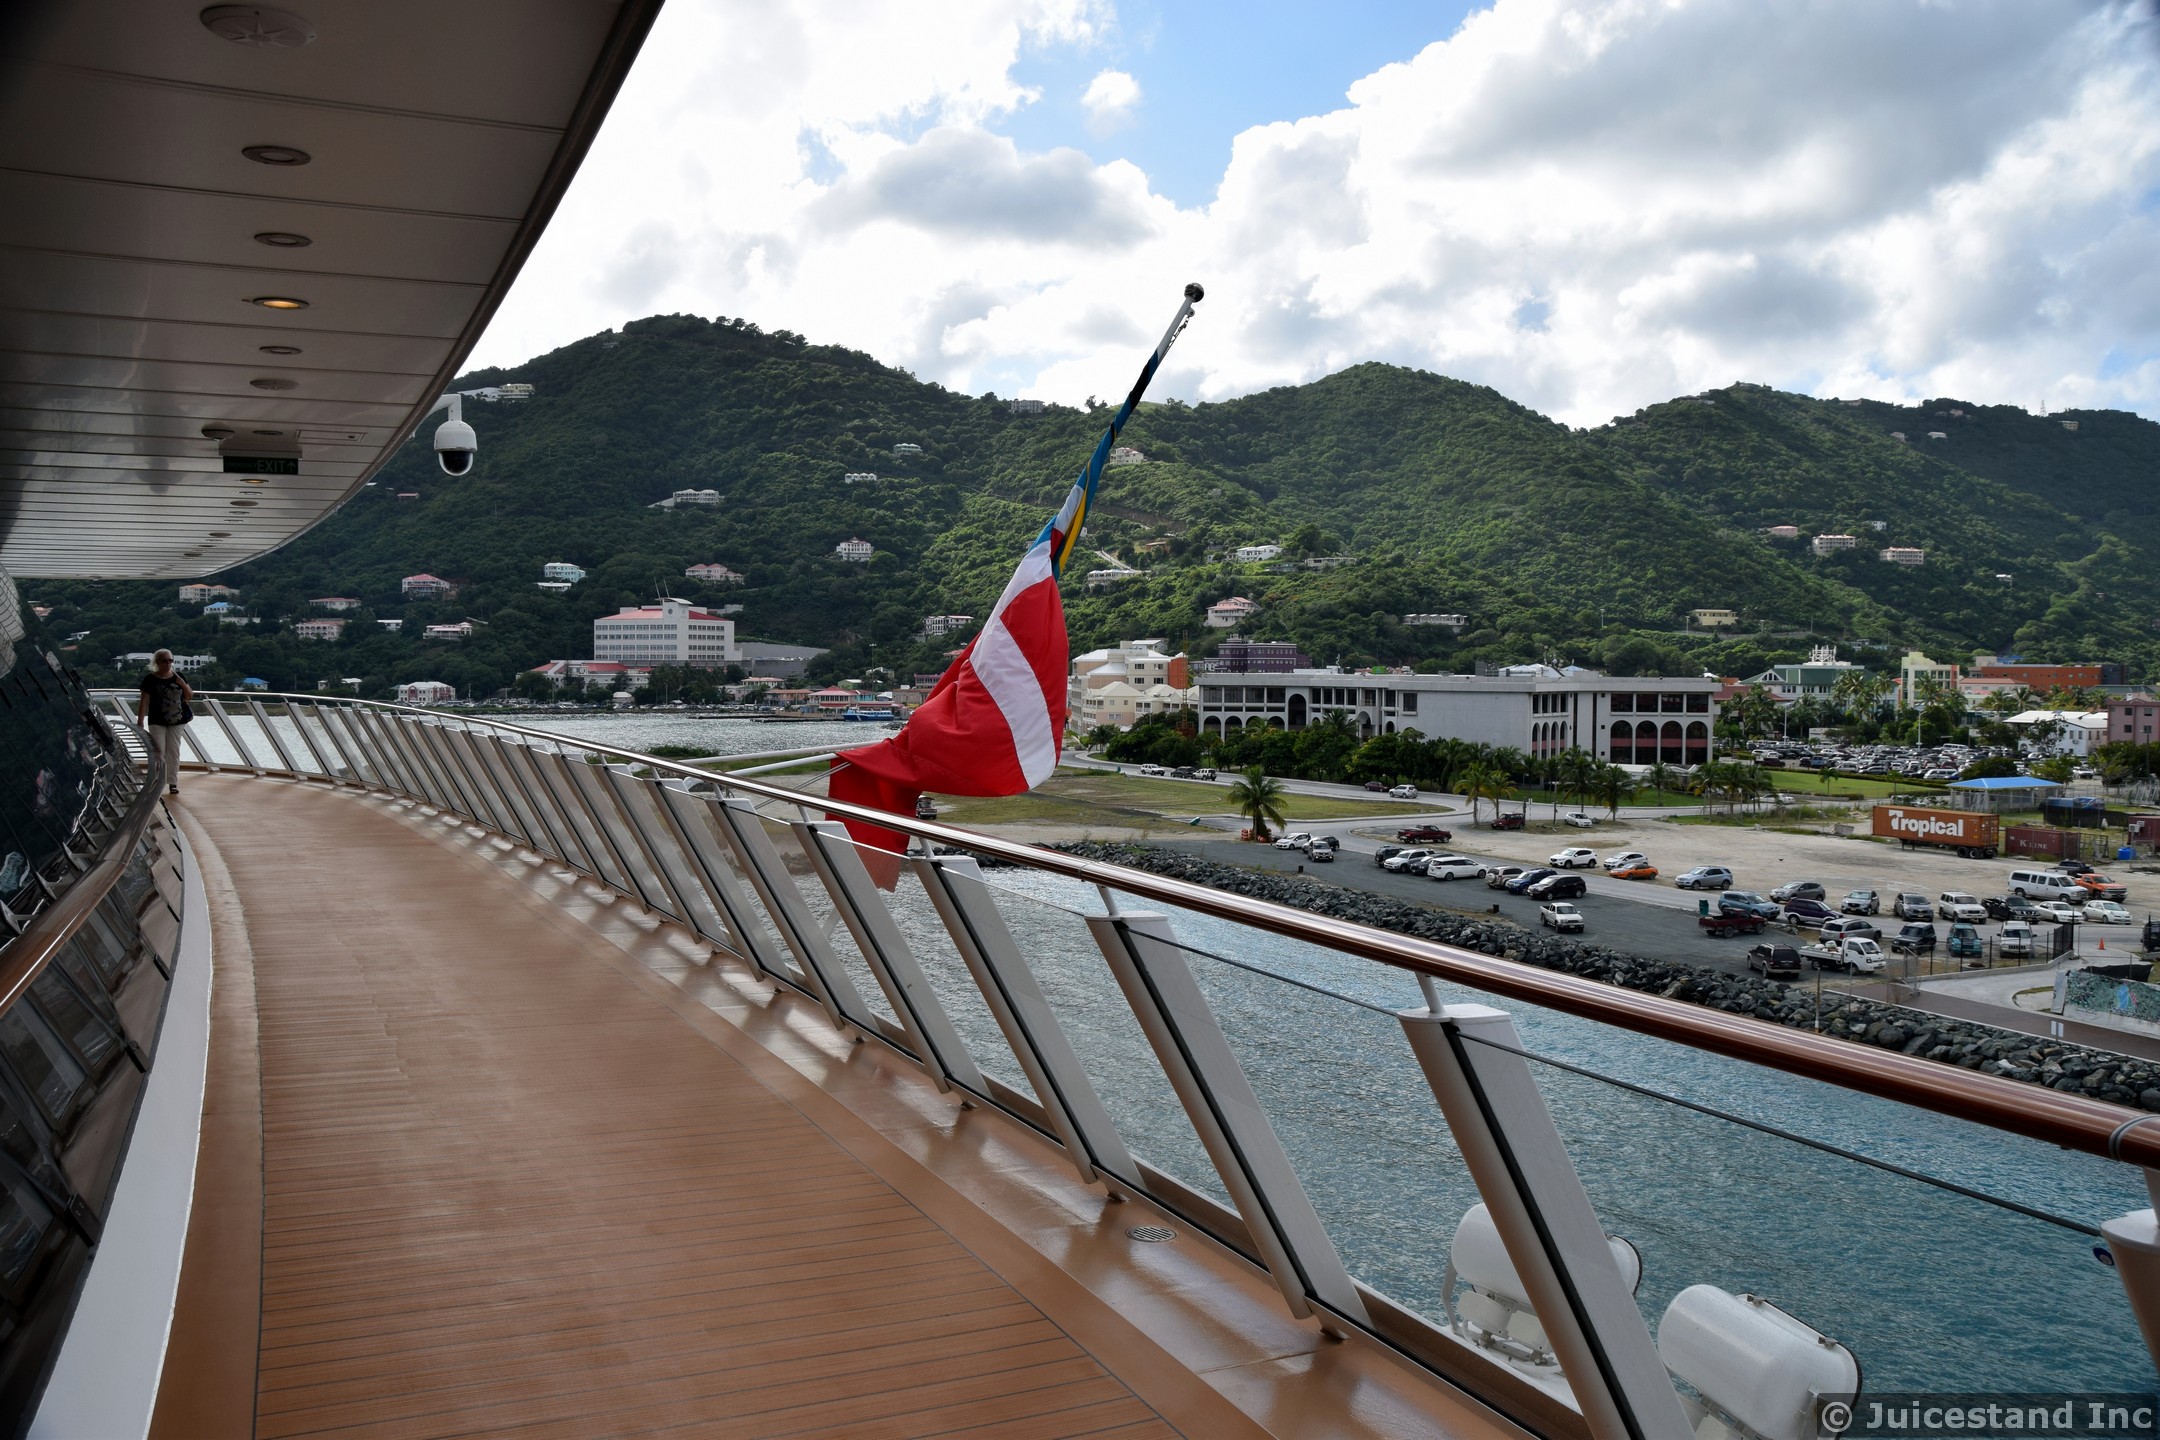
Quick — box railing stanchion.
[244,696,305,776]
[345,705,414,796]
[467,732,550,853]
[203,697,262,775]
[655,782,790,976]
[412,719,483,821]
[286,701,349,785]
[915,855,1134,1186]
[367,709,435,803]
[503,741,598,875]
[707,798,871,1029]
[537,750,642,897]
[444,726,525,840]
[596,766,691,921]
[1397,1001,1690,1440]
[797,821,983,1093]
[1090,910,1370,1325]
[559,757,667,910]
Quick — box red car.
[1396,825,1453,843]
[1489,813,1525,831]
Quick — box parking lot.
[1325,812,2152,969]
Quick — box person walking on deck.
[136,649,193,795]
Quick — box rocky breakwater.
[1056,841,2160,1113]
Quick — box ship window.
[0,1169,56,1297]
[28,970,120,1075]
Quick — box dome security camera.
[434,416,477,475]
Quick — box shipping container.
[1870,804,2000,858]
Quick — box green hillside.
[30,313,2160,698]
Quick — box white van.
[2007,868,2083,902]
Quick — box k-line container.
[1871,804,2001,858]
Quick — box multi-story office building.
[1195,665,1721,763]
[593,598,739,669]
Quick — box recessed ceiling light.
[248,295,307,310]
[210,531,233,538]
[250,378,298,390]
[251,428,283,436]
[260,345,302,355]
[241,144,310,166]
[230,499,259,507]
[202,6,316,48]
[239,476,270,485]
[201,424,236,438]
[183,551,204,557]
[254,231,311,248]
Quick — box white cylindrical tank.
[1658,1285,1858,1440]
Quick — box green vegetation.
[1226,767,1289,840]
[927,768,1401,829]
[27,315,2160,703]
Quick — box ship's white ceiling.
[0,0,658,579]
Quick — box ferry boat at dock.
[1,5,2157,1438]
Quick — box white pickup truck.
[1800,936,1888,973]
[1539,901,1585,932]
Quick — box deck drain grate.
[1127,1225,1176,1243]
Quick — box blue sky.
[997,1,1483,205]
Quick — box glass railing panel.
[1489,1029,2156,1397]
[956,866,1229,1207]
[756,815,899,1032]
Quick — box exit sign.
[223,455,299,475]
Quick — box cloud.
[1081,69,1141,131]
[475,0,2160,429]
[815,127,1157,245]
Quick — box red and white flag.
[827,283,1203,860]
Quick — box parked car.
[2074,873,2129,902]
[1561,811,1597,829]
[1484,865,1527,890]
[1720,891,1781,921]
[1889,922,1938,956]
[1527,873,1589,901]
[1505,868,1558,895]
[1782,898,1836,927]
[1947,923,1984,960]
[1374,846,1404,867]
[1675,866,1735,891]
[1363,780,1389,792]
[1700,911,1768,937]
[1770,880,1826,903]
[1549,847,1599,869]
[1892,893,1934,922]
[1307,843,1335,863]
[2084,899,2133,925]
[1168,765,1196,779]
[1841,887,1879,914]
[1425,855,1484,881]
[1936,892,1988,923]
[1999,920,2038,958]
[1274,832,1313,851]
[1381,850,1433,873]
[2056,859,2096,876]
[1610,863,1659,881]
[2033,900,2082,925]
[915,795,939,820]
[1308,834,1342,851]
[1490,813,1526,831]
[1802,936,1888,974]
[1747,943,1804,979]
[1539,901,1585,932]
[1397,825,1453,843]
[1983,895,2044,922]
[1603,852,1650,871]
[1387,784,1419,800]
[1193,767,1218,781]
[1819,916,1883,944]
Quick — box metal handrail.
[0,715,166,1015]
[152,690,2160,1172]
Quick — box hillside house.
[1205,596,1262,629]
[542,562,585,583]
[424,622,473,641]
[178,583,241,604]
[1688,609,1739,629]
[685,562,745,584]
[1070,640,1193,731]
[396,680,456,705]
[649,488,719,509]
[310,596,360,611]
[1234,544,1283,563]
[401,573,455,599]
[1765,525,1801,540]
[1105,446,1146,467]
[115,652,213,673]
[892,443,922,457]
[292,619,346,641]
[1008,399,1046,415]
[921,614,974,638]
[834,539,873,563]
[1810,534,1858,556]
[1403,614,1468,631]
[1927,431,1947,440]
[1880,547,1925,566]
[1085,568,1141,590]
[537,582,574,594]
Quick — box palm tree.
[1556,747,1600,812]
[1227,766,1288,842]
[1459,762,1508,824]
[1595,763,1636,818]
[1642,759,1680,804]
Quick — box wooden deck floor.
[153,776,1189,1439]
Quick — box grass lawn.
[1762,770,1938,800]
[933,769,1414,827]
